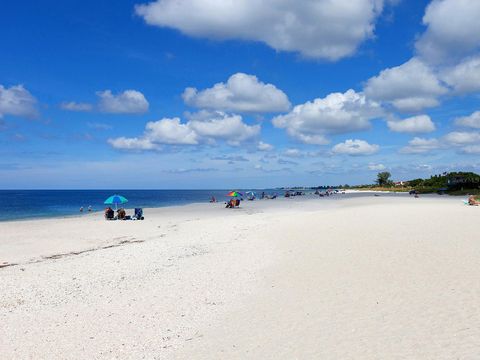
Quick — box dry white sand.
[1,194,479,359]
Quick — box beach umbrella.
[246,191,257,200]
[104,194,128,210]
[226,191,243,197]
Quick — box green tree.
[408,178,424,187]
[376,172,392,187]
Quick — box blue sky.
[1,0,480,189]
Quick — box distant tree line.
[304,171,480,195]
[407,172,480,194]
[359,171,480,194]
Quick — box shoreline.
[0,189,466,223]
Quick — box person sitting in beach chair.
[225,199,235,208]
[117,208,126,220]
[468,195,480,206]
[133,208,144,220]
[105,207,115,220]
[235,199,240,207]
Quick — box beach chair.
[105,208,115,220]
[133,208,144,220]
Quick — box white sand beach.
[1,194,479,359]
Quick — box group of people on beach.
[103,207,144,220]
[79,205,92,212]
[213,191,279,208]
[104,207,126,219]
[261,192,278,199]
[210,191,480,207]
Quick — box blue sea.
[0,190,262,222]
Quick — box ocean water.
[0,190,259,222]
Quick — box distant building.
[394,181,408,186]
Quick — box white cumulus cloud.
[401,131,480,154]
[272,89,382,145]
[387,115,436,133]
[443,131,480,145]
[364,58,447,112]
[97,90,149,114]
[455,111,480,129]
[400,137,441,154]
[108,112,259,150]
[364,1,480,114]
[108,117,197,150]
[145,117,199,145]
[183,73,290,113]
[0,84,38,119]
[284,148,303,158]
[257,141,274,151]
[415,0,480,64]
[441,55,480,94]
[331,139,379,156]
[188,111,260,145]
[135,0,393,60]
[108,137,158,150]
